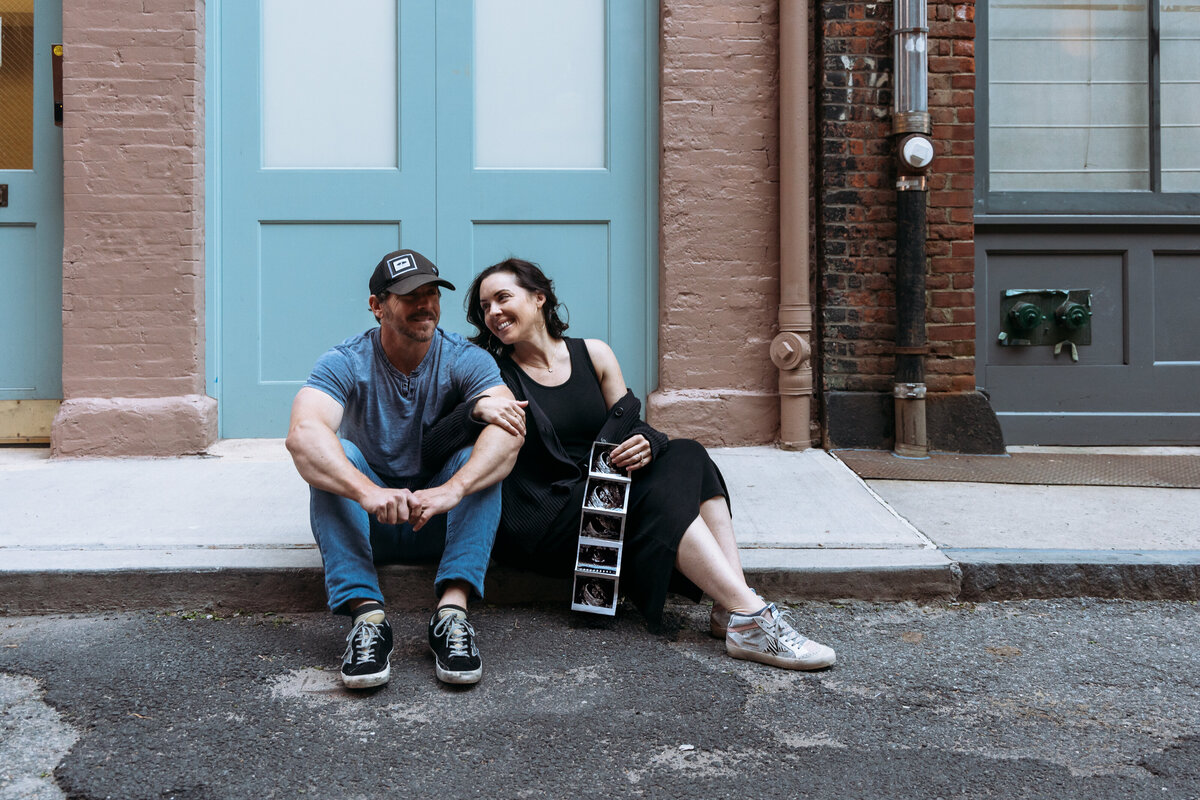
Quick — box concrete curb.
[0,558,957,615]
[6,550,1198,614]
[951,549,1200,601]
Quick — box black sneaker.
[428,606,482,685]
[341,616,393,689]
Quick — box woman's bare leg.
[699,496,743,575]
[675,514,760,615]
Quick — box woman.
[465,258,834,671]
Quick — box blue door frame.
[0,0,64,404]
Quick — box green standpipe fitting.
[1056,302,1091,331]
[1008,301,1043,331]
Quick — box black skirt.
[495,438,729,629]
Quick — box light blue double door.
[216,0,654,437]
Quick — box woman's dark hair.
[466,258,568,358]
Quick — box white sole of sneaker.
[435,662,482,685]
[342,664,390,689]
[726,643,836,671]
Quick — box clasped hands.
[359,483,463,531]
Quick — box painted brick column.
[651,0,783,446]
[52,0,215,456]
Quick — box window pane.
[989,0,1149,191]
[262,0,397,169]
[1161,0,1200,191]
[474,0,606,169]
[0,4,35,171]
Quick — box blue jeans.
[309,439,500,615]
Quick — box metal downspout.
[893,184,929,455]
[892,0,934,456]
[771,0,814,451]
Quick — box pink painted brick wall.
[655,0,784,445]
[60,0,206,399]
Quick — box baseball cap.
[369,249,456,296]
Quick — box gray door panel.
[977,226,1200,444]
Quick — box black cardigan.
[422,345,669,545]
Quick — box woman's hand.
[472,396,528,437]
[610,434,652,472]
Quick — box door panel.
[1153,254,1200,363]
[435,0,651,396]
[0,0,63,414]
[257,222,402,382]
[469,222,613,342]
[0,225,38,389]
[218,0,436,437]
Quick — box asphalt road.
[1,598,1198,799]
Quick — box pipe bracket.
[893,382,927,399]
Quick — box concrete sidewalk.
[2,441,1198,614]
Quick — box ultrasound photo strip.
[574,441,632,616]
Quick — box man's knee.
[443,445,474,473]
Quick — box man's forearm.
[443,423,522,497]
[287,422,375,503]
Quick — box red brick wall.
[54,0,215,455]
[650,0,784,445]
[817,0,977,398]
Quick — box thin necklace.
[520,342,559,373]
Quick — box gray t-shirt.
[305,327,501,480]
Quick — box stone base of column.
[646,389,780,446]
[51,395,218,457]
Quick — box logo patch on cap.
[386,254,417,278]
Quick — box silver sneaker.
[705,587,763,638]
[725,603,836,670]
[710,589,762,639]
[710,604,732,639]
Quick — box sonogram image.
[574,576,615,608]
[580,511,622,540]
[586,480,626,511]
[591,445,624,476]
[579,544,619,569]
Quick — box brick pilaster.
[651,0,784,445]
[53,0,215,456]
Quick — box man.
[286,249,526,689]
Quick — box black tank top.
[519,338,609,466]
